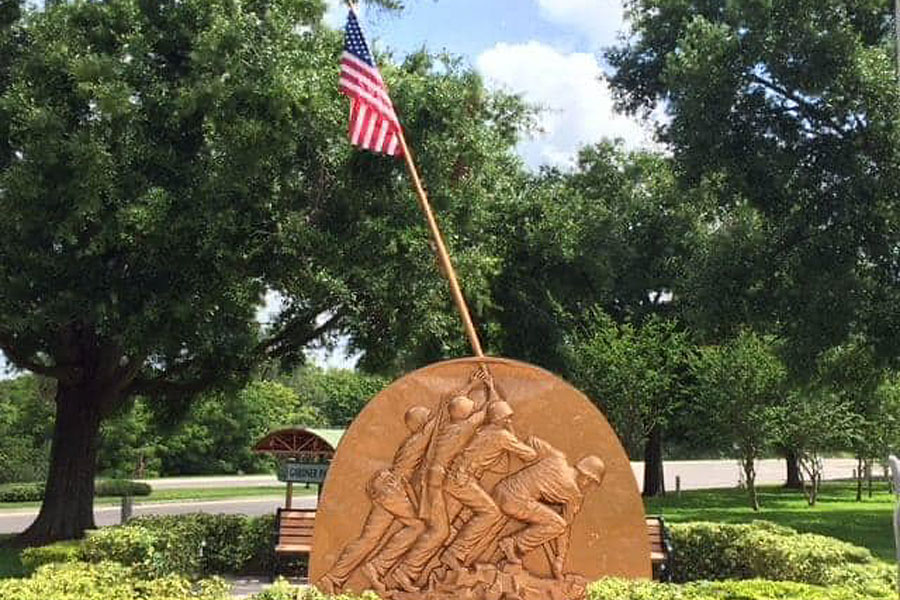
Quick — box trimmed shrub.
[0,483,43,503]
[669,521,894,595]
[81,513,276,577]
[241,514,277,574]
[0,561,230,600]
[0,480,151,503]
[588,578,892,600]
[95,479,152,497]
[82,525,167,578]
[20,541,82,574]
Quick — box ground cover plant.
[0,561,230,600]
[644,481,894,560]
[588,578,891,600]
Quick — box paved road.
[136,475,283,490]
[0,458,860,535]
[633,457,859,491]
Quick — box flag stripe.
[375,119,389,150]
[341,52,384,84]
[339,76,397,120]
[363,114,377,149]
[352,103,367,145]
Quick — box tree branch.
[0,331,82,384]
[257,308,345,359]
[126,371,222,399]
[748,73,850,140]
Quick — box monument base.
[390,562,588,600]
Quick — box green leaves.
[608,0,900,364]
[567,310,692,456]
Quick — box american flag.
[339,9,403,156]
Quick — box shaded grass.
[0,535,24,579]
[645,481,896,560]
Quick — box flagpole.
[343,1,484,358]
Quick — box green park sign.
[279,462,329,484]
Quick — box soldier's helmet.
[488,401,514,423]
[575,455,606,485]
[448,395,475,420]
[404,406,432,432]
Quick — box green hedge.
[0,479,151,503]
[0,561,230,600]
[95,479,152,498]
[668,521,894,596]
[249,579,889,600]
[250,581,381,600]
[0,483,43,502]
[588,578,892,600]
[80,513,276,577]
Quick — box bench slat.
[276,544,312,554]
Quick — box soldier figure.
[492,438,605,577]
[440,390,538,570]
[317,405,434,593]
[387,374,490,591]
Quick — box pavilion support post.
[286,482,294,510]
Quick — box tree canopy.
[608,0,900,364]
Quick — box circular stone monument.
[310,357,650,600]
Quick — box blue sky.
[326,0,655,169]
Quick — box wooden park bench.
[272,508,675,582]
[272,507,317,580]
[646,515,674,582]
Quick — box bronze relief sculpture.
[310,357,651,600]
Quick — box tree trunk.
[856,455,863,502]
[16,383,107,546]
[866,459,873,498]
[784,449,803,490]
[642,426,666,497]
[743,457,759,511]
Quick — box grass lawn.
[0,535,23,579]
[645,480,896,561]
[0,485,304,510]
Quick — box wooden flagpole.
[345,2,484,358]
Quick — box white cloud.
[476,41,654,168]
[534,0,627,46]
[324,0,365,30]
